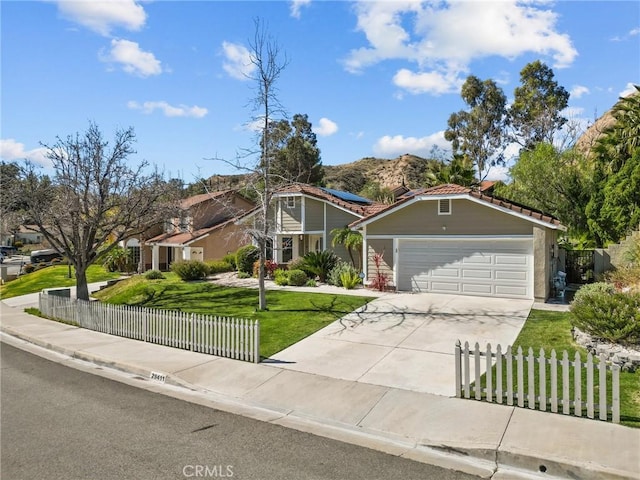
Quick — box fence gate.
[564,249,595,284]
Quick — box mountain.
[201,153,433,196]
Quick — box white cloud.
[313,118,338,137]
[222,41,255,80]
[393,68,462,95]
[127,101,208,118]
[620,82,638,97]
[100,39,164,77]
[0,139,50,167]
[570,85,590,99]
[290,0,311,19]
[630,27,640,36]
[373,131,450,158]
[345,1,577,96]
[56,0,146,36]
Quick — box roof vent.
[438,199,451,215]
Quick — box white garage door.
[397,238,533,299]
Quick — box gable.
[365,198,535,236]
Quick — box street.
[1,342,480,480]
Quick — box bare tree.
[16,122,180,300]
[245,19,289,310]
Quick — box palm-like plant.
[330,226,363,269]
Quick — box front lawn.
[510,309,640,428]
[92,274,372,358]
[0,264,121,299]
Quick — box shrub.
[13,241,23,249]
[171,260,209,281]
[102,246,133,272]
[287,269,308,286]
[236,245,259,275]
[286,257,307,273]
[571,290,640,346]
[328,261,359,287]
[605,266,640,293]
[305,279,317,287]
[222,253,237,270]
[144,270,165,280]
[572,282,615,303]
[302,250,338,282]
[253,259,279,279]
[237,271,251,279]
[23,264,35,274]
[206,260,233,274]
[340,270,361,289]
[274,269,288,286]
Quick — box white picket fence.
[455,340,620,423]
[39,292,260,363]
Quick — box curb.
[1,326,636,480]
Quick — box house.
[145,190,254,270]
[239,185,384,265]
[350,184,565,301]
[14,225,45,245]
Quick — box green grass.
[0,264,121,299]
[92,274,372,358]
[481,309,640,428]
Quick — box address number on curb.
[150,371,167,383]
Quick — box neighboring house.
[350,184,565,301]
[14,225,45,245]
[145,190,254,271]
[239,185,384,265]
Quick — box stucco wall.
[367,199,534,236]
[366,239,394,287]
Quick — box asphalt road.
[1,342,481,480]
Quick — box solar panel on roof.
[320,187,372,204]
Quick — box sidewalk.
[1,295,638,479]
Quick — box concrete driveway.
[267,293,532,396]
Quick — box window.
[285,196,296,209]
[438,199,451,215]
[282,237,293,263]
[178,215,192,233]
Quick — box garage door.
[397,238,533,299]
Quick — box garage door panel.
[462,254,492,265]
[495,270,528,281]
[462,283,493,295]
[432,282,461,293]
[496,285,529,296]
[462,269,492,279]
[495,255,528,266]
[398,238,532,299]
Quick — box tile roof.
[275,184,383,217]
[352,183,563,228]
[147,217,236,246]
[179,190,234,209]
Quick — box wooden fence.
[39,292,260,363]
[455,340,620,423]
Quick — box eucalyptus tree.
[509,60,570,150]
[444,75,508,178]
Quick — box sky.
[1,0,639,184]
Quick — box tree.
[585,87,640,244]
[0,161,25,241]
[509,60,569,150]
[270,114,324,186]
[330,226,363,269]
[424,155,476,187]
[246,19,289,311]
[15,122,179,300]
[495,143,592,238]
[444,75,508,178]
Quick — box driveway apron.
[267,293,532,396]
